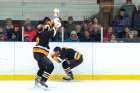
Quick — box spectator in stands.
[0,34,5,41]
[0,27,6,41]
[24,24,37,42]
[122,26,131,38]
[12,25,22,41]
[132,29,138,38]
[81,21,89,32]
[4,18,15,41]
[24,18,37,42]
[89,17,101,42]
[65,30,80,42]
[123,31,139,42]
[10,33,17,41]
[121,0,137,23]
[132,5,140,36]
[109,33,118,43]
[80,21,89,42]
[112,8,130,38]
[75,24,82,39]
[103,26,114,42]
[80,31,92,42]
[7,25,22,41]
[24,18,31,26]
[64,16,75,40]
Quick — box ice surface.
[0,80,140,93]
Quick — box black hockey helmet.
[53,47,61,52]
[42,17,51,24]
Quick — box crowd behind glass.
[0,0,140,43]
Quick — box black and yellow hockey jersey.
[33,25,56,56]
[58,48,81,62]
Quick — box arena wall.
[0,42,140,80]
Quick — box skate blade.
[63,78,73,81]
[34,83,48,90]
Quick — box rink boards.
[1,42,140,80]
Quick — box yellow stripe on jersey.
[74,52,81,61]
[33,48,49,56]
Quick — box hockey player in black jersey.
[52,47,83,80]
[33,16,61,88]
